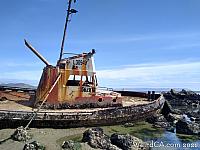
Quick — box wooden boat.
[0,90,165,128]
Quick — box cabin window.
[66,75,80,86]
[82,76,92,86]
[68,75,75,80]
[75,75,81,80]
[82,76,86,82]
[59,63,65,69]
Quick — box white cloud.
[0,62,42,68]
[97,61,200,90]
[0,60,199,90]
[68,31,200,44]
[0,70,42,81]
[162,43,200,50]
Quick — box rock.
[161,100,173,116]
[108,144,122,150]
[82,127,112,149]
[186,110,200,118]
[110,133,149,150]
[180,89,196,96]
[171,109,182,115]
[124,123,135,127]
[153,122,171,129]
[23,141,45,150]
[176,119,200,135]
[190,117,196,122]
[166,126,175,133]
[146,113,167,123]
[167,113,182,123]
[82,128,149,150]
[62,140,78,150]
[12,126,31,142]
[146,113,171,128]
[170,89,178,95]
[163,89,200,107]
[195,117,200,123]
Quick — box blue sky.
[0,0,200,90]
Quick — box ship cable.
[24,74,61,130]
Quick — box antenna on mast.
[59,0,78,61]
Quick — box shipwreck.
[0,0,165,128]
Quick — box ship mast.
[59,0,77,61]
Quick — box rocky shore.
[1,123,154,150]
[0,89,199,150]
[163,89,200,114]
[147,89,200,136]
[63,127,149,150]
[57,89,200,149]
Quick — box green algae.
[102,121,164,140]
[56,133,83,147]
[177,134,200,142]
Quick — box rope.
[25,74,61,129]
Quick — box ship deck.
[0,94,165,128]
[0,96,151,113]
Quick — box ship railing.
[97,87,113,91]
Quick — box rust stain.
[36,51,122,107]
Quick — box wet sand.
[0,121,161,150]
[0,127,99,150]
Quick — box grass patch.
[101,121,164,141]
[177,134,200,142]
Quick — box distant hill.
[114,88,192,93]
[0,83,37,89]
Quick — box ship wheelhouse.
[36,50,122,108]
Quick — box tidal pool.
[101,121,200,150]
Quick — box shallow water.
[148,131,200,150]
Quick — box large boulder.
[110,134,149,150]
[23,141,45,150]
[176,119,200,135]
[146,113,171,129]
[82,127,113,149]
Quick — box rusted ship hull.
[0,93,165,128]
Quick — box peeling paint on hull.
[0,94,165,128]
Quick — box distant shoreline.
[0,83,199,94]
[114,88,200,94]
